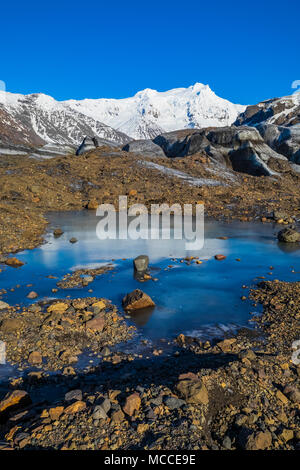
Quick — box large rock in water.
[277,228,300,243]
[122,140,165,157]
[133,255,149,272]
[154,126,286,176]
[122,289,155,311]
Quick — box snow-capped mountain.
[0,91,131,151]
[0,84,246,153]
[64,83,246,140]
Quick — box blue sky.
[0,0,299,104]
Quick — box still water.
[1,211,300,341]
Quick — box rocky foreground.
[0,280,299,450]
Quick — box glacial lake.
[1,211,300,343]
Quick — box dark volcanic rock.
[122,139,165,157]
[257,123,300,164]
[154,126,286,176]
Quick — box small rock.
[49,406,64,421]
[28,351,42,365]
[87,199,99,210]
[164,396,185,410]
[27,291,38,299]
[283,383,300,404]
[215,254,226,260]
[65,389,83,403]
[69,237,78,244]
[64,401,86,414]
[53,228,63,237]
[123,393,141,416]
[111,409,125,423]
[133,255,149,272]
[222,436,231,449]
[85,313,105,332]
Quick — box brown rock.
[176,379,209,405]
[5,257,24,268]
[47,302,68,314]
[122,289,155,311]
[245,431,272,450]
[111,409,125,423]
[217,338,237,353]
[0,390,31,420]
[214,254,226,260]
[28,351,43,365]
[85,313,105,332]
[64,401,86,414]
[0,318,23,334]
[123,393,141,416]
[27,291,38,299]
[87,199,99,210]
[283,383,300,404]
[49,406,64,421]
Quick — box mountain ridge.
[0,84,246,152]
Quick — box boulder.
[257,123,300,163]
[0,301,9,310]
[133,255,149,272]
[176,379,209,405]
[122,289,155,311]
[244,431,272,450]
[122,139,165,157]
[5,257,24,267]
[277,228,300,243]
[153,126,286,176]
[123,393,141,416]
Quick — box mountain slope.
[234,94,300,127]
[64,83,246,140]
[0,91,130,152]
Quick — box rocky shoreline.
[0,279,299,450]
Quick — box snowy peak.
[0,83,246,152]
[64,83,246,140]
